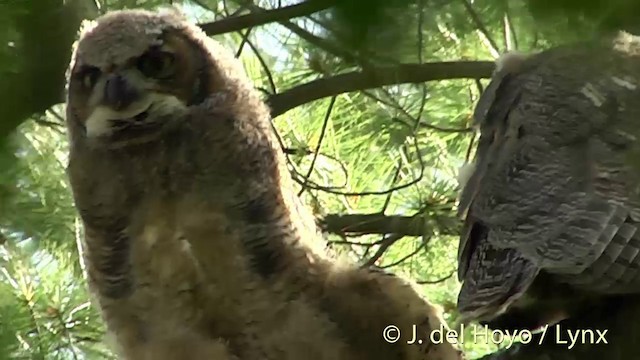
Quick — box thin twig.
[329,239,384,247]
[199,0,335,36]
[285,148,350,189]
[416,271,455,284]
[504,2,519,50]
[235,27,253,57]
[298,95,337,196]
[381,87,472,133]
[34,118,64,132]
[362,233,405,267]
[244,38,278,94]
[239,1,362,63]
[48,108,66,123]
[380,162,403,214]
[291,169,423,196]
[380,241,425,269]
[460,0,501,57]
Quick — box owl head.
[66,9,247,147]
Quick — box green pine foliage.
[0,0,616,358]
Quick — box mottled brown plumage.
[65,9,463,360]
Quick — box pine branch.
[362,233,405,267]
[200,0,336,35]
[267,60,494,117]
[0,2,495,141]
[321,213,458,237]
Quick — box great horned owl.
[457,33,640,330]
[65,9,463,360]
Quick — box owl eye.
[137,50,176,79]
[79,66,101,89]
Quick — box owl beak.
[85,73,152,138]
[103,73,141,111]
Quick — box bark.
[267,61,495,117]
[321,213,457,237]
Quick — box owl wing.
[456,65,540,320]
[457,63,524,280]
[457,44,640,323]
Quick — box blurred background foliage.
[0,0,637,359]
